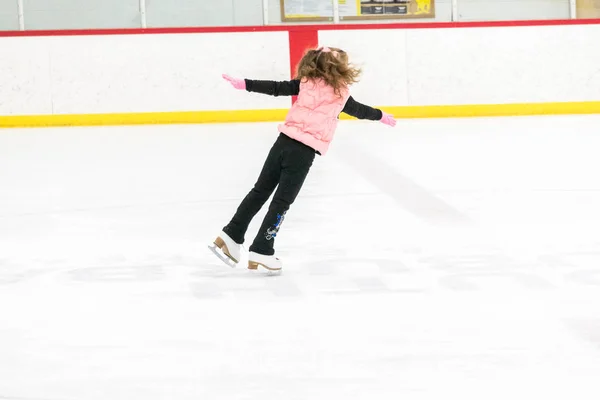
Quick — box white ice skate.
[248,251,283,272]
[208,231,243,268]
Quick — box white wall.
[23,0,141,30]
[1,24,599,117]
[457,0,569,21]
[0,0,19,31]
[0,0,264,30]
[0,0,573,31]
[146,0,263,28]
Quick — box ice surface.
[1,116,600,399]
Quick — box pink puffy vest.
[278,78,350,156]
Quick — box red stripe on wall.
[1,19,600,37]
[288,29,318,104]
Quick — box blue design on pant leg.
[265,212,286,241]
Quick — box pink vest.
[278,79,350,156]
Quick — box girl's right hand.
[381,112,397,127]
[222,74,246,90]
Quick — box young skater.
[210,46,397,271]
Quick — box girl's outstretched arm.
[246,79,301,97]
[222,74,300,97]
[342,96,396,126]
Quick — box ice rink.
[1,115,600,399]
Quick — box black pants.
[223,133,316,255]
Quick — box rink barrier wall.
[2,19,600,128]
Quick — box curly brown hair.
[296,47,361,97]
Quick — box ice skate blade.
[208,243,236,268]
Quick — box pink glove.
[222,74,246,90]
[381,112,397,127]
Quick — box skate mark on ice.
[336,142,471,224]
[565,269,600,287]
[305,257,411,276]
[189,281,225,298]
[564,319,600,351]
[439,271,555,291]
[68,265,165,282]
[190,273,301,299]
[0,395,71,400]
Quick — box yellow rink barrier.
[2,101,600,128]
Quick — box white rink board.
[0,37,54,115]
[0,31,291,116]
[405,24,600,105]
[1,24,600,117]
[321,24,600,106]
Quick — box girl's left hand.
[381,112,397,127]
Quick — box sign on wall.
[281,0,435,22]
[576,0,600,17]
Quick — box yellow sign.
[355,0,434,19]
[577,0,600,17]
[281,0,435,22]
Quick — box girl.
[209,46,396,272]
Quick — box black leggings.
[223,133,316,255]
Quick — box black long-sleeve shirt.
[245,79,383,121]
